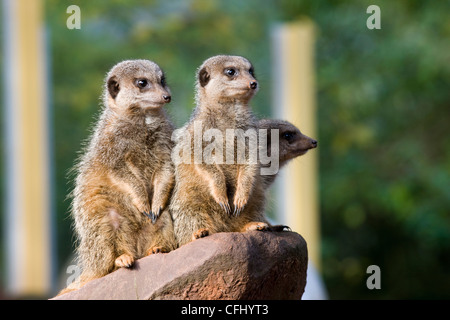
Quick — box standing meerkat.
[170,55,269,247]
[258,119,317,188]
[68,59,176,289]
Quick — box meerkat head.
[196,55,258,104]
[104,59,171,114]
[259,119,317,166]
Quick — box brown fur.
[65,60,177,292]
[170,55,269,246]
[258,119,317,188]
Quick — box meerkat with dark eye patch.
[258,119,317,188]
[63,59,177,293]
[170,55,270,247]
[255,119,318,232]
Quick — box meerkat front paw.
[150,174,172,223]
[134,199,152,219]
[218,201,231,215]
[192,228,210,241]
[146,246,168,255]
[242,221,270,232]
[115,253,134,268]
[233,193,249,217]
[149,203,163,224]
[269,224,291,232]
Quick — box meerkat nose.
[249,81,258,89]
[163,95,171,103]
[311,140,318,148]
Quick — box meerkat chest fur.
[94,110,173,169]
[192,100,257,135]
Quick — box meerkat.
[258,119,317,188]
[170,55,269,247]
[66,59,177,290]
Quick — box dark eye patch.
[282,131,295,142]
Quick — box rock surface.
[53,231,308,300]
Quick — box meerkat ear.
[107,76,120,99]
[198,67,210,87]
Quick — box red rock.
[53,231,307,300]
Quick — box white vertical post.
[271,20,320,270]
[2,0,53,296]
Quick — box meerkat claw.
[149,207,162,224]
[148,246,167,255]
[146,211,154,221]
[233,195,247,217]
[192,228,210,240]
[219,202,231,215]
[115,253,134,268]
[241,221,270,232]
[234,204,245,217]
[143,211,152,219]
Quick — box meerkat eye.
[225,68,236,77]
[161,76,166,87]
[249,68,255,77]
[282,131,295,142]
[136,79,149,89]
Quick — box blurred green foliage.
[2,0,447,298]
[310,1,450,298]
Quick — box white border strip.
[2,0,24,294]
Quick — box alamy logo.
[366,265,381,289]
[66,5,81,30]
[366,5,381,30]
[171,120,280,176]
[66,264,81,288]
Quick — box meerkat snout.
[259,119,317,164]
[249,81,258,90]
[281,128,317,157]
